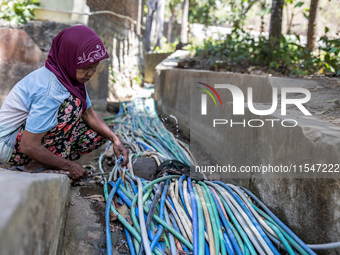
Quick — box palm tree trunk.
[306,0,319,51]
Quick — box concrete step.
[0,169,70,255]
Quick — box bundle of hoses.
[99,98,338,254]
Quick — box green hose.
[130,175,194,251]
[199,182,226,255]
[193,185,205,255]
[265,220,295,255]
[198,182,220,254]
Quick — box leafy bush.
[317,36,340,75]
[0,0,40,25]
[191,28,340,76]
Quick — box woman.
[0,25,129,179]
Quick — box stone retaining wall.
[0,21,109,111]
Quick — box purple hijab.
[45,25,109,111]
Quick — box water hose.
[105,178,122,255]
[101,98,336,255]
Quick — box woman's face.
[76,62,100,83]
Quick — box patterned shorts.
[8,95,107,166]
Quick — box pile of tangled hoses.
[98,98,337,255]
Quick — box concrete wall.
[86,0,144,103]
[0,169,70,255]
[144,53,172,83]
[0,21,111,111]
[154,52,340,248]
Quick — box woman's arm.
[20,130,87,179]
[82,106,129,166]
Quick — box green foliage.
[0,0,39,25]
[317,36,340,74]
[153,37,177,53]
[189,0,216,26]
[109,65,117,84]
[192,28,340,76]
[133,75,142,85]
[284,0,308,35]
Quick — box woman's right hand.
[66,161,88,180]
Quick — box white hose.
[183,180,193,219]
[169,182,193,243]
[137,179,152,255]
[228,184,278,238]
[206,181,268,255]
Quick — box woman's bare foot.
[23,160,45,172]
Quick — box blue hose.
[106,178,122,255]
[178,174,192,220]
[167,197,178,215]
[215,181,280,255]
[205,242,210,255]
[129,179,138,195]
[169,213,190,253]
[241,187,318,255]
[115,187,163,252]
[210,186,257,254]
[118,191,137,255]
[210,188,237,255]
[164,208,177,255]
[193,185,205,255]
[136,140,154,151]
[117,184,137,255]
[124,227,137,255]
[187,177,198,255]
[150,180,169,251]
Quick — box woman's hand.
[112,138,129,167]
[20,130,88,180]
[66,161,88,179]
[82,107,130,166]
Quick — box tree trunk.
[167,11,175,43]
[145,0,157,52]
[154,0,165,49]
[306,0,319,51]
[180,0,189,44]
[269,0,284,48]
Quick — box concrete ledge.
[0,169,70,255]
